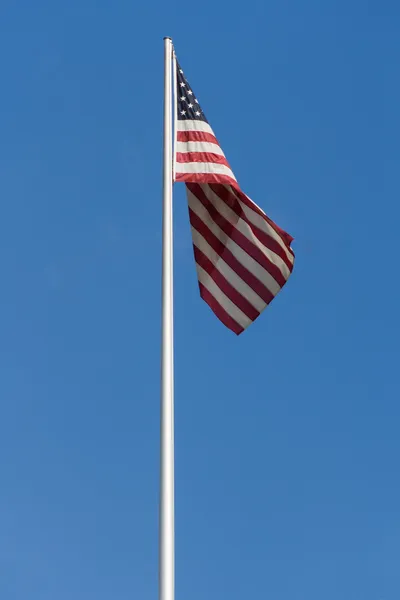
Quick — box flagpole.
[160,36,174,600]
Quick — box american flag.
[174,58,295,335]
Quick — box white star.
[188,103,193,108]
[180,82,186,88]
[180,96,186,101]
[194,98,199,103]
[187,89,193,95]
[195,111,201,116]
[179,69,184,74]
[180,110,186,116]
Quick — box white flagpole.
[160,36,174,600]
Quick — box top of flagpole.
[163,36,172,41]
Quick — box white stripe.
[201,185,291,280]
[234,190,294,264]
[196,265,252,330]
[175,162,237,181]
[187,188,281,296]
[175,141,225,157]
[176,119,216,135]
[191,228,266,313]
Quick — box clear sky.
[0,1,399,599]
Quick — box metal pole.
[159,36,174,600]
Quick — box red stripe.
[176,152,231,168]
[189,208,274,305]
[177,131,219,145]
[209,184,294,272]
[199,282,244,335]
[233,188,294,252]
[175,172,239,188]
[193,246,259,321]
[188,183,287,288]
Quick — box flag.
[174,58,295,335]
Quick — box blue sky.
[0,0,399,598]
